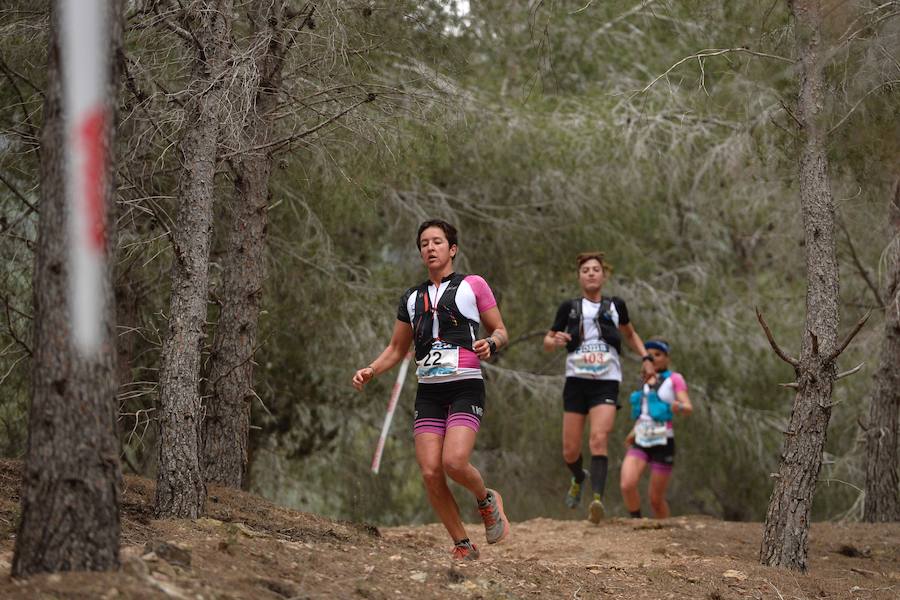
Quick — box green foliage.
[0,1,895,527]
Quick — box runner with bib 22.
[352,219,510,561]
[620,339,692,518]
[544,252,655,523]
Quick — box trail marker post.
[371,353,412,474]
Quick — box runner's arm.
[473,306,508,360]
[673,390,693,415]
[352,320,413,390]
[544,301,571,352]
[618,322,656,382]
[543,330,571,352]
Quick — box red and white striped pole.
[371,353,412,474]
[59,0,109,354]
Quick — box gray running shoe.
[565,469,590,509]
[478,489,510,544]
[588,494,606,524]
[451,539,479,561]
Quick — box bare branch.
[828,79,900,136]
[0,171,38,214]
[222,93,376,158]
[756,307,800,368]
[779,381,799,389]
[3,295,31,357]
[634,47,794,97]
[825,311,871,363]
[835,362,864,381]
[570,1,596,15]
[839,217,884,308]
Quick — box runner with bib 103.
[352,219,510,561]
[544,251,655,523]
[621,339,693,519]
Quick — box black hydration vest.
[412,273,479,361]
[564,297,622,354]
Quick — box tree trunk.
[12,0,123,575]
[155,0,233,518]
[202,2,291,488]
[863,179,900,522]
[760,0,840,571]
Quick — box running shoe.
[588,494,606,524]
[565,469,590,509]
[478,489,510,544]
[451,539,479,561]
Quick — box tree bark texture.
[760,0,840,572]
[12,1,123,576]
[155,0,233,518]
[201,2,292,488]
[863,179,900,522]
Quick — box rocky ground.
[0,460,897,599]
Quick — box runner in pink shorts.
[352,219,510,560]
[620,339,693,519]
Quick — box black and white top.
[550,297,630,382]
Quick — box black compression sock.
[629,510,642,518]
[590,455,608,497]
[565,455,586,483]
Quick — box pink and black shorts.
[626,438,675,473]
[413,379,484,437]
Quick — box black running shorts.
[563,377,620,414]
[413,379,485,436]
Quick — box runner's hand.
[352,366,374,391]
[551,331,571,347]
[624,430,635,448]
[473,338,492,360]
[640,359,656,383]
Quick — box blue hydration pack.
[629,370,674,422]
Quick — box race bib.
[572,341,613,376]
[416,341,459,379]
[635,418,668,447]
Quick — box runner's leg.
[445,423,509,545]
[562,412,587,465]
[587,404,616,497]
[648,465,673,518]
[442,425,488,501]
[415,433,467,542]
[620,450,649,515]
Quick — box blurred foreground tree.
[12,0,123,575]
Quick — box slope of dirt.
[0,460,897,599]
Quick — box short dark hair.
[576,251,613,275]
[416,219,458,249]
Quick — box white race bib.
[635,418,668,447]
[416,341,459,379]
[572,341,613,376]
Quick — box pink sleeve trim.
[670,372,687,393]
[465,275,497,313]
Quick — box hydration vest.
[411,273,479,361]
[629,370,674,422]
[564,297,622,354]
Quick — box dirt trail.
[0,461,897,599]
